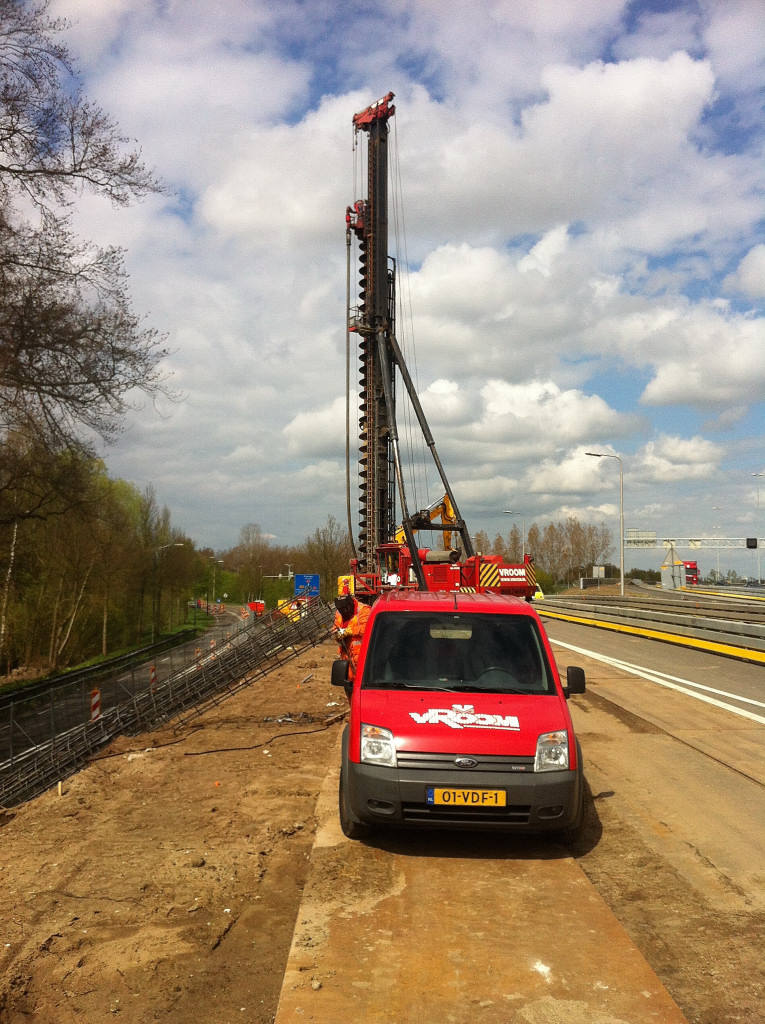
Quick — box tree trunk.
[0,521,19,674]
[49,578,63,671]
[57,560,94,661]
[102,584,109,657]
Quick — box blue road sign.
[295,573,320,597]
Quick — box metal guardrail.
[0,600,334,808]
[0,629,198,712]
[539,597,765,656]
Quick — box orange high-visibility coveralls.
[333,598,371,682]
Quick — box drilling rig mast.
[344,93,536,601]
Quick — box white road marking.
[551,639,765,726]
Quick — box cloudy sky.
[53,0,764,576]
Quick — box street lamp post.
[585,452,624,597]
[503,510,526,558]
[211,558,223,607]
[712,508,722,583]
[753,473,763,584]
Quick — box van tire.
[339,766,370,840]
[555,773,584,844]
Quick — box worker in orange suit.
[333,594,371,698]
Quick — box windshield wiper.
[368,681,462,692]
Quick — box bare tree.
[524,517,613,585]
[302,515,353,599]
[0,0,157,209]
[504,525,523,562]
[473,529,491,555]
[492,533,509,560]
[0,215,169,453]
[0,0,171,467]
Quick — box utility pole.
[586,452,624,596]
[753,473,763,584]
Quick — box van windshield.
[361,612,555,694]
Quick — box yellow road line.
[538,608,765,665]
[688,587,765,603]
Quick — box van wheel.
[339,767,370,840]
[555,776,584,845]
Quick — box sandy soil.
[1,638,762,1024]
[0,643,344,1024]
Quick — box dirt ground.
[1,639,762,1024]
[0,643,344,1024]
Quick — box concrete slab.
[274,765,690,1024]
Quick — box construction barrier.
[0,599,335,807]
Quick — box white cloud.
[724,245,765,299]
[638,309,765,406]
[283,397,346,458]
[518,225,569,277]
[526,448,609,496]
[419,379,480,426]
[636,435,723,483]
[612,9,700,62]
[703,0,765,93]
[32,1,764,562]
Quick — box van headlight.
[534,731,569,772]
[360,724,397,767]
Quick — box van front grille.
[397,751,534,773]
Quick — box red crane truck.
[334,95,587,841]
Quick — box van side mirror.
[563,665,586,699]
[331,659,350,688]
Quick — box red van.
[332,590,586,839]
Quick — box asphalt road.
[546,617,765,904]
[274,618,765,1023]
[543,613,765,712]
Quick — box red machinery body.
[343,545,537,602]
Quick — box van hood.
[357,688,571,757]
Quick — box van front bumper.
[345,756,583,832]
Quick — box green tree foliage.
[0,462,195,676]
[627,568,660,584]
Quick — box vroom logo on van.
[409,704,520,731]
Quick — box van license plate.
[427,788,506,807]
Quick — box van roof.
[372,590,535,616]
